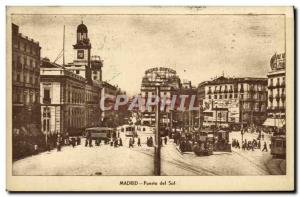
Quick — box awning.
[263,118,285,128]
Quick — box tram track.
[132,148,218,176]
[232,149,270,175]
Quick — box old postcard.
[6,6,294,191]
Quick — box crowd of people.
[231,138,269,152]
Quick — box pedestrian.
[258,140,261,149]
[114,139,118,148]
[119,138,123,146]
[47,143,51,152]
[242,142,245,150]
[34,144,38,155]
[129,138,133,148]
[137,137,141,147]
[72,138,75,148]
[89,137,93,147]
[57,141,61,151]
[85,138,88,147]
[164,137,167,145]
[236,141,240,149]
[262,142,268,152]
[77,137,81,145]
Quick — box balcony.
[268,95,274,102]
[281,93,286,100]
[268,84,274,89]
[228,89,233,93]
[275,94,280,101]
[43,97,51,104]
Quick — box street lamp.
[154,83,161,176]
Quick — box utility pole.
[154,85,161,176]
[188,110,191,132]
[198,105,201,130]
[170,110,173,132]
[63,25,65,66]
[240,100,244,143]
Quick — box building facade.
[263,52,286,130]
[198,76,268,129]
[12,23,41,135]
[40,22,104,136]
[40,58,86,136]
[140,67,181,126]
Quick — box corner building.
[198,76,268,129]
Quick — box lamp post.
[154,84,161,176]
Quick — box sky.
[12,13,285,95]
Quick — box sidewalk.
[266,158,286,175]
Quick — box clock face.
[77,50,84,59]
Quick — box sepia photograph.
[6,6,294,191]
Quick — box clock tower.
[72,22,92,80]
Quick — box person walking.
[71,138,75,148]
[164,137,167,145]
[119,138,123,146]
[129,138,133,148]
[236,141,240,149]
[89,137,93,147]
[85,138,88,147]
[114,139,118,148]
[137,137,141,147]
[262,142,268,152]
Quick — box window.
[44,89,50,100]
[241,94,244,99]
[24,92,27,104]
[30,93,33,103]
[23,57,27,65]
[214,95,217,99]
[23,72,27,83]
[225,94,227,99]
[93,76,97,80]
[229,94,232,99]
[77,50,84,59]
[93,71,97,74]
[219,95,222,99]
[76,70,80,74]
[17,74,20,82]
[208,95,211,99]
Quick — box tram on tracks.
[270,135,286,158]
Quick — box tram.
[270,135,286,158]
[193,131,214,156]
[123,125,137,137]
[84,127,116,141]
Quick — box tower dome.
[77,22,88,33]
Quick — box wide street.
[13,131,282,176]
